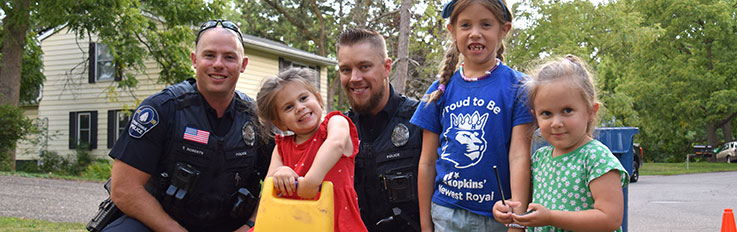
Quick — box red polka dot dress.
[275,111,367,232]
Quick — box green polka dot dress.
[530,140,629,232]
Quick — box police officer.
[337,28,422,232]
[104,20,272,232]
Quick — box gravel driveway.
[0,175,107,223]
[2,171,737,232]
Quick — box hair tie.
[441,0,510,21]
[441,0,456,18]
[438,84,447,93]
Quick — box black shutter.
[107,110,115,148]
[90,111,98,149]
[69,112,77,149]
[278,57,291,72]
[89,43,96,83]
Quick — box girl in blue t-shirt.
[493,55,629,232]
[409,0,533,231]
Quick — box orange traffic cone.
[723,208,736,232]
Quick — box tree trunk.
[0,0,32,171]
[723,121,733,142]
[391,0,412,94]
[0,0,31,107]
[707,123,718,147]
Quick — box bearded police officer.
[337,28,422,232]
[102,20,272,232]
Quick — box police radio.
[380,172,416,203]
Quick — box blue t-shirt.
[410,63,532,217]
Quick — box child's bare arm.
[508,123,532,215]
[418,129,439,232]
[298,116,351,199]
[514,170,624,231]
[267,145,299,196]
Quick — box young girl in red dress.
[255,68,367,232]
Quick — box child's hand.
[296,176,320,199]
[273,166,298,196]
[511,203,549,227]
[492,199,520,223]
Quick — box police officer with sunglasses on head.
[99,19,272,232]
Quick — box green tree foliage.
[239,0,448,110]
[1,0,225,97]
[0,105,34,170]
[508,0,737,161]
[620,0,737,160]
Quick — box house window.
[108,110,132,148]
[69,111,98,149]
[89,43,121,83]
[279,58,321,90]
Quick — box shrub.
[16,160,40,173]
[81,159,112,180]
[0,105,35,171]
[38,150,69,173]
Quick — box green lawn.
[640,162,737,175]
[0,217,85,231]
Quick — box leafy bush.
[16,160,40,173]
[0,105,35,171]
[81,159,112,180]
[37,145,94,175]
[38,151,70,173]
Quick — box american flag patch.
[183,127,209,144]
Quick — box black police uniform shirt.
[108,81,270,231]
[109,85,234,174]
[348,85,422,232]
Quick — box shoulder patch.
[128,105,160,138]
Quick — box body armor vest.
[347,96,422,232]
[148,79,262,231]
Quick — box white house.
[15,27,335,160]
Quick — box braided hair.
[425,0,513,104]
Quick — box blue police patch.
[128,105,159,138]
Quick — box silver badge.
[391,123,410,147]
[242,121,255,146]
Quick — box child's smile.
[273,81,323,140]
[448,3,510,74]
[532,79,597,156]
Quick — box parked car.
[692,144,714,158]
[715,141,737,163]
[631,143,643,182]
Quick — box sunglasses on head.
[196,19,244,45]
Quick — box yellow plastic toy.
[254,177,334,232]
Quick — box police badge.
[391,123,410,147]
[242,121,255,146]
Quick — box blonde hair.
[256,68,323,128]
[425,0,513,104]
[525,55,600,136]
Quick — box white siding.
[15,105,40,160]
[238,50,330,109]
[28,29,331,160]
[36,29,166,159]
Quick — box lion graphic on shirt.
[440,111,489,169]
